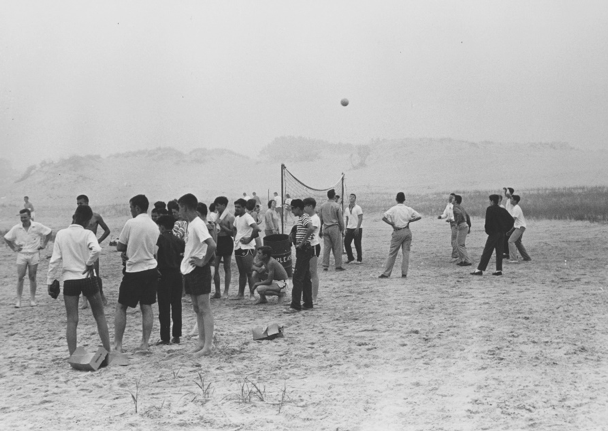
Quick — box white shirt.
[234,213,256,250]
[505,200,515,215]
[345,204,363,229]
[4,221,52,253]
[47,224,101,284]
[511,204,527,229]
[439,202,454,222]
[310,214,321,246]
[181,217,212,275]
[384,204,421,229]
[118,214,158,273]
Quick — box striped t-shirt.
[295,214,314,245]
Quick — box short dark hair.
[74,205,93,224]
[246,199,256,211]
[154,201,166,210]
[158,208,169,216]
[327,189,336,199]
[167,199,179,212]
[209,203,216,212]
[197,202,208,217]
[178,193,198,211]
[76,194,89,203]
[350,193,356,199]
[214,196,228,207]
[489,194,500,204]
[234,198,247,207]
[507,187,515,194]
[151,208,159,214]
[258,246,273,258]
[396,192,405,203]
[156,215,175,230]
[450,193,456,197]
[267,200,274,209]
[512,194,521,203]
[130,194,149,212]
[454,195,462,204]
[303,197,316,209]
[19,208,31,216]
[290,199,304,210]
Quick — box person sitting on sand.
[47,205,111,357]
[252,246,288,304]
[179,193,217,357]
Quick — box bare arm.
[96,215,111,244]
[190,238,217,267]
[40,232,53,249]
[254,263,275,288]
[4,238,21,252]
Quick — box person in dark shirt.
[155,215,185,344]
[471,194,514,276]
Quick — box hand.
[190,256,205,267]
[82,265,95,278]
[15,245,23,252]
[240,237,251,244]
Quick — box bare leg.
[16,263,27,307]
[88,292,111,352]
[81,296,89,309]
[191,294,213,357]
[113,303,128,352]
[213,256,222,297]
[223,256,232,296]
[139,304,153,350]
[189,294,204,352]
[64,295,79,355]
[27,264,38,305]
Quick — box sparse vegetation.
[127,377,142,414]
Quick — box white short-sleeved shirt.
[234,213,256,250]
[4,222,52,253]
[47,224,101,284]
[274,196,282,207]
[511,205,527,229]
[345,205,363,229]
[310,214,321,246]
[118,214,158,273]
[383,204,421,229]
[181,217,212,275]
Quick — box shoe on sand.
[378,274,389,279]
[470,270,483,276]
[492,271,503,276]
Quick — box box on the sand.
[252,323,284,341]
[68,347,107,371]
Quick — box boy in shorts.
[47,205,111,356]
[179,193,217,357]
[212,196,234,299]
[252,246,289,304]
[114,195,160,353]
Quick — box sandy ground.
[1,214,608,430]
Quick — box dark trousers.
[503,233,510,258]
[477,232,504,272]
[344,228,363,262]
[157,268,182,341]
[291,246,313,310]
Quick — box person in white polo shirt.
[379,192,422,279]
[47,205,111,356]
[507,194,531,263]
[344,193,364,264]
[4,208,52,308]
[114,194,160,353]
[232,198,261,299]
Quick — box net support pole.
[281,163,285,234]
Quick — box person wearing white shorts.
[4,209,52,307]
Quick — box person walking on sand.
[76,194,111,308]
[113,195,160,353]
[179,193,217,357]
[452,195,472,266]
[47,204,111,357]
[318,189,345,271]
[379,192,422,279]
[507,195,532,263]
[4,209,52,307]
[437,193,457,260]
[471,194,514,276]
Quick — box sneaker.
[171,337,181,344]
[470,270,483,276]
[492,271,503,276]
[378,274,389,279]
[354,261,362,265]
[346,260,355,264]
[335,267,346,271]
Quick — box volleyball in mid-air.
[341,98,349,107]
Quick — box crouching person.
[252,246,288,304]
[47,205,111,356]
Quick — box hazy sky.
[2,1,607,168]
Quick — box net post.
[281,164,285,234]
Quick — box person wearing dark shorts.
[212,196,235,298]
[47,205,111,356]
[232,198,261,299]
[179,193,217,357]
[155,215,185,345]
[114,195,160,353]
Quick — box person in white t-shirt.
[232,198,260,299]
[114,194,160,353]
[437,193,457,260]
[304,197,321,301]
[344,193,364,264]
[507,195,531,263]
[4,208,52,308]
[47,204,110,357]
[179,193,217,357]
